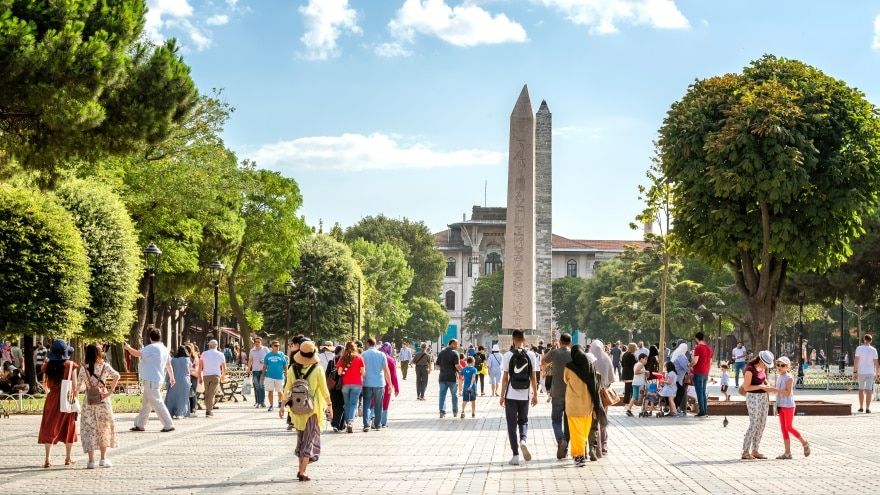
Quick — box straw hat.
[294,340,318,366]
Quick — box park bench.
[195,376,247,409]
[116,372,141,394]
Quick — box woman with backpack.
[284,340,331,482]
[475,346,487,396]
[78,344,120,469]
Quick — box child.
[659,361,678,416]
[643,381,659,416]
[720,363,730,401]
[458,353,467,394]
[461,357,478,418]
[626,354,648,416]
[768,356,811,459]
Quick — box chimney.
[643,221,654,238]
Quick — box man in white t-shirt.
[499,330,539,466]
[124,328,175,432]
[853,334,879,413]
[731,343,747,387]
[248,337,269,408]
[201,340,227,417]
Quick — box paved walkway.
[1,377,878,494]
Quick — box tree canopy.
[402,296,449,343]
[657,55,880,348]
[350,238,413,337]
[464,271,504,336]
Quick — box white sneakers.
[87,461,95,469]
[508,455,520,465]
[99,459,112,467]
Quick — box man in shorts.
[853,334,879,413]
[262,340,288,413]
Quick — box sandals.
[297,473,311,482]
[751,451,767,459]
[741,452,754,460]
[776,453,792,460]
[43,461,52,469]
[803,442,811,457]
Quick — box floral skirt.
[295,415,321,460]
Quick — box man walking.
[854,334,879,413]
[412,343,431,399]
[545,333,572,459]
[500,330,539,465]
[610,342,622,382]
[436,339,462,418]
[34,341,47,383]
[124,329,176,432]
[200,340,227,417]
[731,342,747,387]
[248,337,269,408]
[263,340,288,413]
[361,338,393,431]
[692,332,713,417]
[399,342,413,380]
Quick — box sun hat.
[492,344,500,352]
[47,339,73,361]
[294,340,318,366]
[776,356,791,367]
[758,350,775,367]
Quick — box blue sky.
[147,0,880,240]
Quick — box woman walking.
[475,346,488,396]
[38,340,78,468]
[165,346,192,419]
[670,343,690,416]
[741,350,774,460]
[285,341,331,482]
[564,345,605,466]
[336,341,364,434]
[487,344,504,396]
[78,344,120,469]
[186,344,201,416]
[588,340,614,455]
[769,356,811,459]
[621,343,637,405]
[379,342,401,428]
[329,345,346,431]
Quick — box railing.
[0,392,143,415]
[794,368,858,390]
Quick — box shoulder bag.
[86,364,107,406]
[59,362,81,414]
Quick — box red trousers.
[777,406,802,441]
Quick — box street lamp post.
[307,286,317,338]
[716,299,725,367]
[285,279,295,342]
[209,261,224,337]
[798,291,805,369]
[143,242,162,330]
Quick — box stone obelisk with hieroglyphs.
[535,100,552,339]
[502,85,536,331]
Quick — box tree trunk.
[23,334,36,392]
[227,243,253,354]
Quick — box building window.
[445,290,456,310]
[446,257,456,277]
[566,259,577,277]
[485,252,502,274]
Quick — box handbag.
[241,380,252,396]
[599,386,620,407]
[86,365,106,406]
[683,371,694,386]
[59,362,81,414]
[196,381,205,394]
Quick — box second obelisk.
[501,85,536,332]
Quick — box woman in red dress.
[38,339,79,468]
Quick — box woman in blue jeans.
[336,342,365,434]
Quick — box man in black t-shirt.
[435,339,462,418]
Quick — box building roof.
[433,229,649,252]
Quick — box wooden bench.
[116,372,141,394]
[195,378,247,409]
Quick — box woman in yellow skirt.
[564,345,604,467]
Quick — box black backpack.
[508,348,532,390]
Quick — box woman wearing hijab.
[646,345,661,374]
[38,340,79,468]
[564,345,604,467]
[588,340,613,455]
[329,345,346,431]
[671,343,690,417]
[379,342,400,428]
[284,341,331,481]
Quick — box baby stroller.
[639,372,665,417]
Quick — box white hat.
[759,350,775,366]
[492,344,500,352]
[776,356,791,367]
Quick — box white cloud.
[206,14,230,26]
[388,0,527,48]
[541,0,689,34]
[375,42,412,58]
[299,0,361,60]
[252,133,505,171]
[873,15,880,50]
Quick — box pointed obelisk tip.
[513,84,533,116]
[538,100,549,112]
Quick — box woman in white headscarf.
[671,343,690,416]
[588,340,614,456]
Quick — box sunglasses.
[776,363,788,368]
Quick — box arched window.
[566,259,577,277]
[446,257,456,277]
[445,290,456,310]
[485,252,502,275]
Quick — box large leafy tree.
[464,270,504,335]
[577,260,626,342]
[55,179,142,342]
[402,296,449,343]
[0,0,197,182]
[345,215,444,301]
[552,277,589,333]
[350,238,413,339]
[658,55,880,349]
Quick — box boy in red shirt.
[692,332,713,417]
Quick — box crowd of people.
[22,327,880,478]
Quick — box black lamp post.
[143,242,162,329]
[307,286,317,338]
[716,299,725,367]
[209,261,224,335]
[798,291,805,367]
[285,279,295,340]
[697,304,707,336]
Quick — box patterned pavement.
[1,375,878,494]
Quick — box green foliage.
[657,55,880,347]
[350,238,414,334]
[345,215,444,301]
[552,277,589,332]
[576,260,626,341]
[55,179,142,341]
[0,0,197,181]
[403,296,449,343]
[0,184,90,337]
[464,270,504,335]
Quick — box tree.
[345,215,445,301]
[657,55,880,349]
[552,277,589,333]
[464,270,504,335]
[350,238,413,338]
[0,0,197,182]
[226,167,308,353]
[577,260,626,342]
[56,179,142,342]
[402,297,449,343]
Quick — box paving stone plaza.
[1,377,878,494]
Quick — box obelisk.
[502,85,536,331]
[535,100,552,339]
